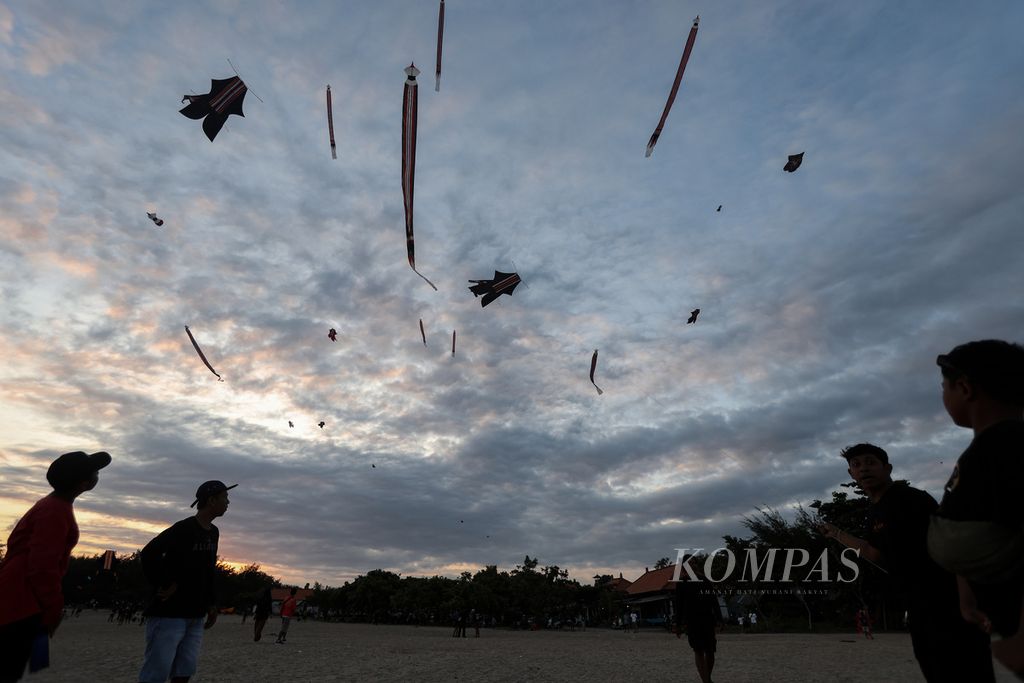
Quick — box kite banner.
[401,64,438,290]
[590,349,604,395]
[452,329,456,356]
[645,16,699,158]
[327,85,337,159]
[435,0,445,91]
[185,326,223,381]
[420,318,427,346]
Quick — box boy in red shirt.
[0,451,111,681]
[276,588,298,644]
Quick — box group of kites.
[159,5,805,406]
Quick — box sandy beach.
[25,611,1018,682]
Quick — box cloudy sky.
[2,0,1022,587]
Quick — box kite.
[288,421,294,428]
[147,212,164,227]
[318,421,325,429]
[468,271,521,307]
[687,308,700,324]
[401,64,437,290]
[419,318,427,346]
[180,76,247,142]
[328,328,337,342]
[452,329,456,356]
[783,152,804,172]
[435,0,445,91]
[589,349,604,395]
[101,550,115,571]
[645,16,699,158]
[184,326,222,381]
[326,85,337,159]
[716,205,722,212]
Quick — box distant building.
[270,587,315,616]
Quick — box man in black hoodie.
[138,481,235,683]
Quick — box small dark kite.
[147,212,164,226]
[328,328,337,342]
[783,152,804,172]
[687,308,700,324]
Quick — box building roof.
[625,565,680,596]
[606,576,633,592]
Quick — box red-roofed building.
[270,588,315,616]
[624,565,682,628]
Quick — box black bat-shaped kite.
[180,76,247,142]
[783,152,804,172]
[468,271,521,307]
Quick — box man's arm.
[818,522,883,565]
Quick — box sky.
[1,0,1022,588]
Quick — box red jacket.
[0,495,79,628]
[281,596,297,617]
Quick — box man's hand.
[156,582,178,601]
[960,605,992,634]
[204,608,218,630]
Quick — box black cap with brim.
[191,480,238,508]
[46,451,111,491]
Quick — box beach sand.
[27,612,1018,682]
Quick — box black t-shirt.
[866,483,958,609]
[674,581,718,634]
[141,517,219,618]
[934,419,1024,636]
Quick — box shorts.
[138,616,205,683]
[687,628,717,653]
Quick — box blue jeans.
[138,617,204,682]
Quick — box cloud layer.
[2,0,1023,586]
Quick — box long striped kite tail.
[645,15,699,158]
[402,64,437,291]
[185,325,223,381]
[326,85,337,159]
[435,0,445,91]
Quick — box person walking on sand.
[253,588,272,642]
[276,588,297,644]
[0,451,111,682]
[138,480,235,683]
[675,568,721,683]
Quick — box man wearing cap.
[138,481,235,683]
[928,339,1024,676]
[820,443,993,682]
[0,450,110,682]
